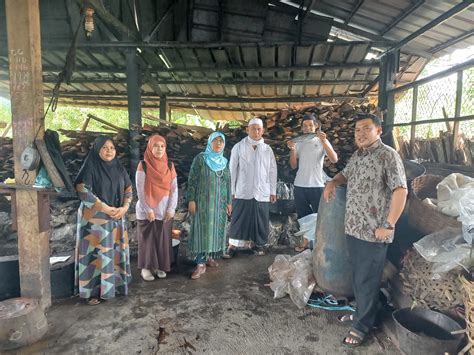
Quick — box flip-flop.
[342,330,366,348]
[337,313,354,324]
[87,298,102,306]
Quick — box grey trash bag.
[268,249,316,309]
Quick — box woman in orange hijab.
[135,135,178,281]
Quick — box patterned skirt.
[75,206,132,300]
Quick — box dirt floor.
[6,248,399,355]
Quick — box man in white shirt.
[288,113,338,252]
[225,118,277,257]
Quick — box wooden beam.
[451,70,463,162]
[34,139,65,188]
[87,113,122,131]
[409,86,418,159]
[1,122,12,137]
[5,0,51,310]
[386,1,473,55]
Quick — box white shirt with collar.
[230,136,277,202]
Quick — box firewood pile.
[0,102,380,185]
[0,137,13,182]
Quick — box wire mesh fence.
[393,67,474,140]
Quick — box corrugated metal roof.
[0,0,471,121]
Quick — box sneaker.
[155,270,167,279]
[141,269,155,281]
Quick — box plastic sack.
[268,249,315,309]
[294,213,317,242]
[413,227,471,274]
[459,190,474,244]
[436,173,474,217]
[276,181,294,200]
[33,166,53,188]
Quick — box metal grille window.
[394,89,413,139]
[460,68,474,138]
[414,73,457,138]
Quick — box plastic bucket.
[392,307,463,355]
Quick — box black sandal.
[222,247,236,259]
[342,330,365,348]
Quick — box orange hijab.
[140,135,177,208]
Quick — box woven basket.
[400,249,463,311]
[407,174,462,236]
[460,274,474,355]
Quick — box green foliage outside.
[394,47,474,139]
[0,100,242,140]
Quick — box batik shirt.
[341,139,406,243]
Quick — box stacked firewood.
[0,102,380,185]
[0,137,13,182]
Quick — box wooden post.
[5,0,51,309]
[451,70,463,163]
[160,95,167,121]
[409,86,418,159]
[126,48,142,178]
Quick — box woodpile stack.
[0,102,380,185]
[0,137,13,182]
[262,102,379,178]
[394,129,474,166]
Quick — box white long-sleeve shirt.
[230,137,277,202]
[135,169,178,221]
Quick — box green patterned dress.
[75,183,133,300]
[187,153,231,260]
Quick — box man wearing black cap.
[288,112,338,252]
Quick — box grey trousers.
[346,235,388,336]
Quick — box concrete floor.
[7,248,399,355]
